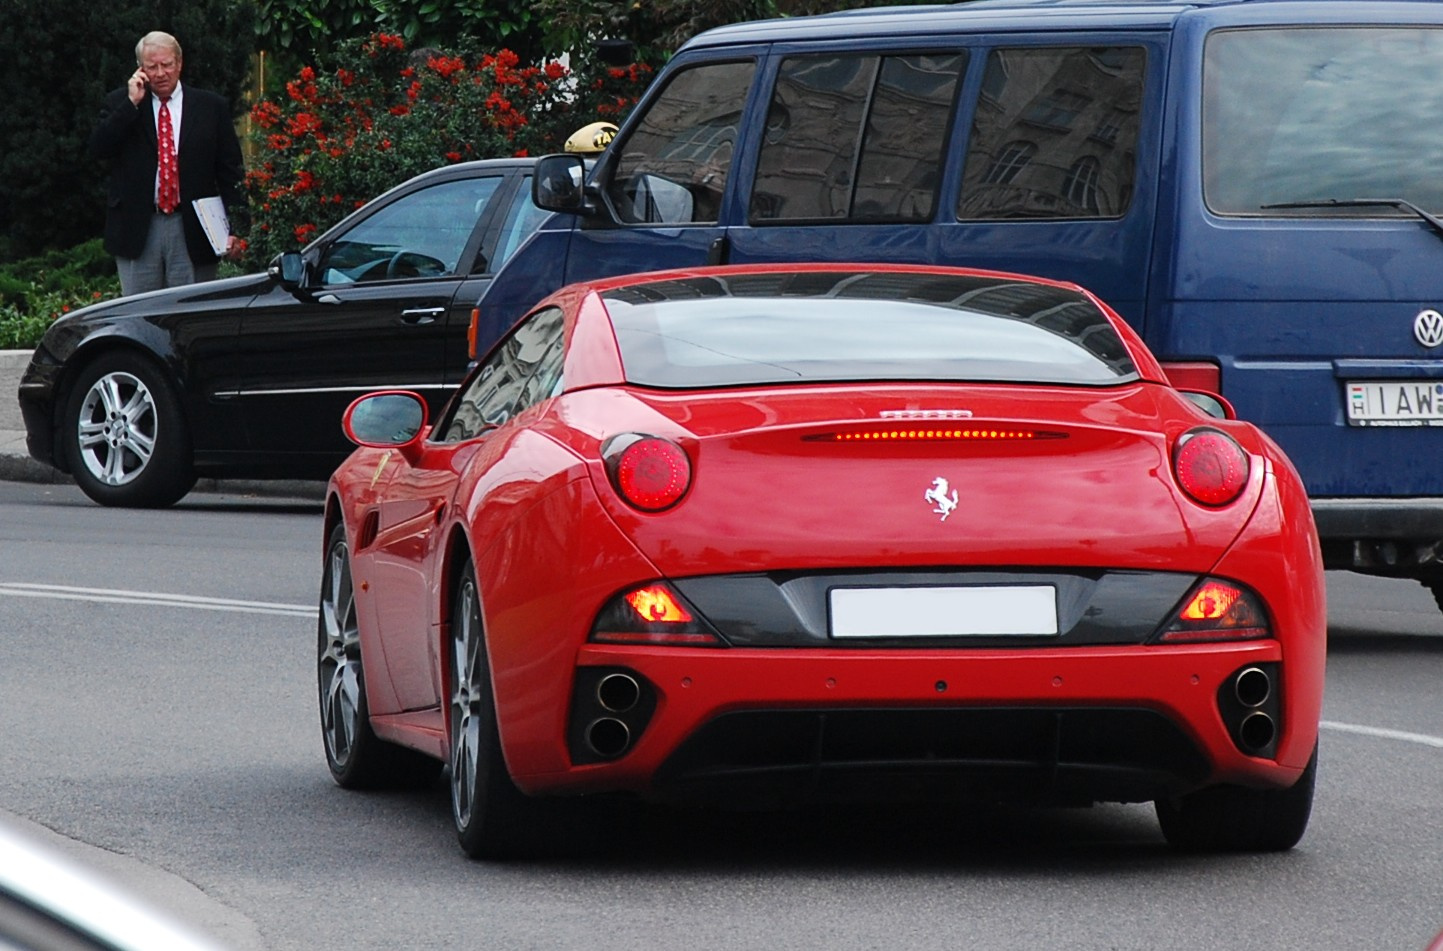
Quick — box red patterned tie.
[157,97,179,214]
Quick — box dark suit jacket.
[89,83,247,263]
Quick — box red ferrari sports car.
[318,264,1325,859]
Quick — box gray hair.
[135,31,182,64]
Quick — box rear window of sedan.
[601,271,1138,388]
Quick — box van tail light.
[1156,578,1269,643]
[467,307,480,360]
[1173,428,1249,506]
[603,433,691,511]
[590,583,724,646]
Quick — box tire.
[63,352,196,508]
[318,524,440,789]
[1155,745,1318,852]
[449,559,546,859]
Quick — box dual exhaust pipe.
[584,672,642,758]
[1222,664,1279,757]
[569,669,654,764]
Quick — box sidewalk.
[1,349,323,500]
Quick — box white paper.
[191,196,230,255]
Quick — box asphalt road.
[1,480,1441,950]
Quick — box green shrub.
[0,304,54,350]
[0,239,121,350]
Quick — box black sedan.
[17,157,552,507]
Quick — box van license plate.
[829,585,1058,637]
[1345,381,1443,427]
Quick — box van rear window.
[1203,27,1443,216]
[602,271,1138,388]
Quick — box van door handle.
[401,306,445,325]
[707,235,730,266]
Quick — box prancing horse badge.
[924,476,959,521]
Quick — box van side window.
[750,52,965,222]
[958,47,1145,220]
[1203,27,1443,216]
[605,61,755,225]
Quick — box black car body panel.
[19,158,547,488]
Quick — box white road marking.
[5,579,1443,750]
[0,582,313,618]
[1321,719,1443,749]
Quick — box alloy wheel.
[319,537,363,769]
[75,370,157,486]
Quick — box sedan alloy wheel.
[64,353,196,508]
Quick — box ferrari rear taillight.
[590,583,723,646]
[1172,428,1249,505]
[1156,578,1269,643]
[625,584,693,623]
[603,433,691,511]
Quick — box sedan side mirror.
[533,154,591,214]
[269,251,307,289]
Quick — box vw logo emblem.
[1415,309,1443,348]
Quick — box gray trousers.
[115,211,218,296]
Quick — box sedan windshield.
[602,271,1138,388]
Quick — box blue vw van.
[478,0,1443,610]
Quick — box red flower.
[446,151,462,162]
[428,55,466,80]
[294,222,317,243]
[250,101,282,128]
[286,112,323,137]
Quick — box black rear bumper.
[652,707,1211,808]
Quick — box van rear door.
[1159,13,1443,569]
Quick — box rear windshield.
[601,272,1138,388]
[1203,27,1443,216]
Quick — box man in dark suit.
[90,31,246,295]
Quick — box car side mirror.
[533,154,591,214]
[343,391,430,463]
[269,251,307,289]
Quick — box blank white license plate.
[829,585,1058,637]
[1346,380,1443,427]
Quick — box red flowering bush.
[245,33,652,265]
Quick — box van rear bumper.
[1311,499,1443,572]
[1311,498,1443,538]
